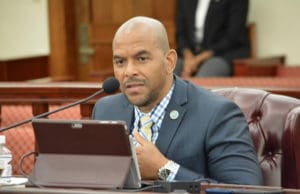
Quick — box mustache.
[123,78,146,86]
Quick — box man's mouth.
[125,82,144,88]
[124,81,145,93]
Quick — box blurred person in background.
[175,0,250,78]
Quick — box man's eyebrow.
[113,50,150,60]
[134,50,150,57]
[113,55,123,60]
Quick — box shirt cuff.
[166,162,180,181]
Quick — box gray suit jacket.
[92,76,263,185]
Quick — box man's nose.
[124,61,138,76]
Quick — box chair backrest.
[212,87,300,189]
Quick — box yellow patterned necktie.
[140,114,153,141]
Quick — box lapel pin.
[170,110,179,120]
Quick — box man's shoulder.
[178,79,237,108]
[92,93,130,120]
[95,93,125,106]
[178,78,222,100]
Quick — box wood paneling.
[233,55,285,77]
[87,0,176,81]
[48,0,176,81]
[0,56,49,81]
[0,78,300,117]
[91,0,113,24]
[48,0,77,81]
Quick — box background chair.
[212,87,300,189]
[233,23,286,76]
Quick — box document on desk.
[0,177,28,188]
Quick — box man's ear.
[165,49,178,74]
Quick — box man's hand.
[195,50,213,64]
[133,131,168,180]
[182,57,198,78]
[182,50,214,78]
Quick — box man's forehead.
[114,31,154,45]
[113,48,151,58]
[113,35,156,54]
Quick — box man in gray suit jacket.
[92,16,262,185]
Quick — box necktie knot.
[140,114,153,141]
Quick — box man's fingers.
[133,131,147,146]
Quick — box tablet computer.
[30,118,141,189]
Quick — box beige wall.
[249,0,300,65]
[0,0,49,60]
[0,0,299,65]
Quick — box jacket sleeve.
[209,0,249,54]
[175,0,189,56]
[175,101,263,185]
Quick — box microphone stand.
[0,89,104,132]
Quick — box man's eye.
[138,56,148,62]
[114,59,124,65]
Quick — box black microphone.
[0,77,120,132]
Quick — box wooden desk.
[0,82,105,118]
[0,77,300,119]
[200,183,281,194]
[200,183,300,194]
[0,186,157,194]
[189,77,300,99]
[1,184,300,194]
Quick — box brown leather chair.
[212,87,300,189]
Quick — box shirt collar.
[134,82,175,126]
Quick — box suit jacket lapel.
[155,77,188,155]
[120,95,135,132]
